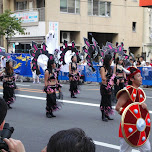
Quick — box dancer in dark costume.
[44,58,60,118]
[100,54,114,122]
[0,60,16,109]
[113,56,126,97]
[55,63,63,99]
[69,54,80,98]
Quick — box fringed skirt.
[100,83,114,115]
[44,85,62,113]
[3,81,15,105]
[69,73,80,95]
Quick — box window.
[16,1,27,11]
[132,22,136,32]
[88,0,93,15]
[60,0,80,14]
[88,0,111,17]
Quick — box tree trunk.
[6,36,8,53]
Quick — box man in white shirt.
[1,56,6,69]
[139,56,146,67]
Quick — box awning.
[8,36,45,44]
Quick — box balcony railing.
[13,7,45,22]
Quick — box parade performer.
[44,58,60,118]
[69,54,80,98]
[113,56,126,96]
[54,49,63,99]
[0,59,16,109]
[100,54,114,122]
[30,62,41,84]
[115,67,151,152]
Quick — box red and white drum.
[121,102,151,147]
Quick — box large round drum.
[121,102,151,147]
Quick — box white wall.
[13,21,45,37]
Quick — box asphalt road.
[0,82,152,152]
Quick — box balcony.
[13,7,45,25]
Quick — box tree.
[0,10,25,52]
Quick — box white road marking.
[147,96,152,99]
[0,92,151,114]
[0,82,31,87]
[94,140,139,152]
[0,92,145,151]
[16,84,31,87]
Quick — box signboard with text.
[49,22,59,49]
[13,11,39,23]
[139,0,152,7]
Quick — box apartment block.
[3,0,144,58]
[3,0,45,53]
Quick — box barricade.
[8,53,152,85]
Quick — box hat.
[146,60,150,63]
[126,67,141,80]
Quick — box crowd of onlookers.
[132,56,152,67]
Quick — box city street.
[0,82,152,152]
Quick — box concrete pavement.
[0,82,152,152]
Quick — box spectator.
[0,97,7,130]
[136,60,141,67]
[30,62,41,84]
[150,59,152,66]
[139,56,146,67]
[0,97,25,152]
[2,128,95,152]
[1,138,26,152]
[143,61,151,88]
[42,128,95,152]
[145,60,151,67]
[1,56,6,70]
[129,56,136,67]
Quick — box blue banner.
[10,53,44,77]
[9,53,152,85]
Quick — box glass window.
[60,0,68,12]
[93,0,98,15]
[99,1,105,16]
[88,0,111,17]
[68,0,75,13]
[16,1,27,11]
[60,0,80,14]
[106,2,111,17]
[88,0,93,15]
[132,22,136,32]
[76,0,80,14]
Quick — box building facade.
[142,8,152,61]
[3,0,45,53]
[0,0,3,47]
[3,0,144,57]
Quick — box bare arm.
[0,69,5,75]
[100,67,106,84]
[123,71,126,79]
[113,65,116,75]
[44,70,49,87]
[69,63,71,73]
[115,92,129,112]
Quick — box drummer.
[115,66,151,152]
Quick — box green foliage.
[0,10,25,38]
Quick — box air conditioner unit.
[62,32,70,42]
